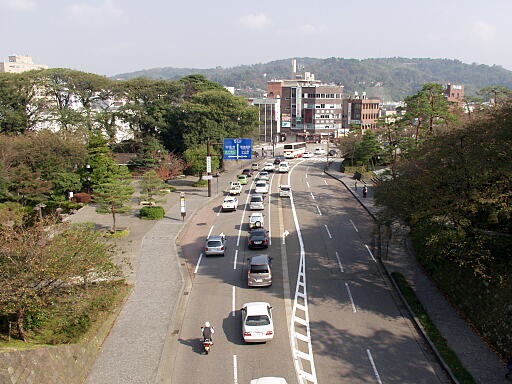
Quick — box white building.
[0,55,48,73]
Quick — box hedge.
[139,206,165,220]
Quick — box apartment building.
[267,59,344,141]
[248,97,281,143]
[0,55,48,73]
[444,83,464,103]
[342,92,381,131]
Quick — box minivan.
[247,254,272,287]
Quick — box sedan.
[242,169,253,177]
[258,171,269,181]
[303,151,313,158]
[204,235,226,256]
[255,181,269,194]
[241,302,274,343]
[248,228,269,249]
[222,196,238,211]
[314,147,326,155]
[263,162,275,172]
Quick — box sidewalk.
[73,162,252,384]
[324,158,506,384]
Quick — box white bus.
[283,142,306,158]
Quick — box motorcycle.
[203,338,213,354]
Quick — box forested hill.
[112,57,512,101]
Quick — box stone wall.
[0,295,125,384]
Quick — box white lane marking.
[306,181,310,188]
[233,355,238,384]
[232,286,236,317]
[233,249,238,270]
[324,224,332,239]
[310,192,315,200]
[236,177,257,246]
[287,159,318,384]
[207,225,214,238]
[194,253,203,274]
[316,206,322,216]
[345,282,357,313]
[350,219,359,232]
[216,206,222,216]
[335,251,344,272]
[268,172,275,245]
[323,180,328,185]
[282,230,289,244]
[365,244,376,262]
[367,349,383,384]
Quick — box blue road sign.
[223,138,252,160]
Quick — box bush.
[192,179,208,187]
[140,206,165,220]
[104,229,130,238]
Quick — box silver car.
[249,194,264,210]
[258,171,269,181]
[204,235,226,256]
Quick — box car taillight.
[263,240,268,244]
[204,248,208,251]
[220,247,224,251]
[266,331,273,335]
[244,332,251,336]
[249,240,253,244]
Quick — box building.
[267,59,344,141]
[0,55,48,73]
[342,92,381,131]
[444,83,464,103]
[248,97,281,143]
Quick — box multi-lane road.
[169,155,446,384]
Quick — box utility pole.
[207,140,212,197]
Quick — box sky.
[0,0,511,76]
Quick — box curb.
[324,161,460,384]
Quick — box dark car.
[328,149,338,157]
[242,169,253,177]
[273,158,281,165]
[248,228,269,249]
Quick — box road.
[169,153,445,384]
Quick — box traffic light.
[280,134,287,142]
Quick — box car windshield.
[256,183,266,187]
[250,264,269,273]
[245,315,270,326]
[207,240,222,247]
[251,196,263,202]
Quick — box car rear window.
[256,182,266,187]
[251,196,263,202]
[250,264,269,273]
[207,240,222,247]
[280,187,290,191]
[245,315,270,326]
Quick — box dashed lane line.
[335,251,344,273]
[367,349,383,384]
[324,224,332,239]
[365,244,376,262]
[345,282,357,313]
[194,253,203,274]
[350,219,359,232]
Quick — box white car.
[258,171,269,181]
[255,181,269,194]
[249,194,265,210]
[241,302,274,343]
[249,212,264,230]
[279,185,291,197]
[222,196,238,211]
[314,147,326,155]
[250,378,287,384]
[278,162,289,173]
[263,162,274,172]
[303,151,313,158]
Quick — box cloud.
[239,13,270,30]
[472,20,496,42]
[66,0,124,24]
[0,0,37,11]
[299,24,326,34]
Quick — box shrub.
[104,229,130,238]
[192,179,208,187]
[140,206,165,220]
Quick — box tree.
[140,170,166,201]
[183,145,220,180]
[477,86,512,107]
[355,130,380,170]
[93,165,134,232]
[0,220,117,341]
[85,132,120,190]
[400,83,456,146]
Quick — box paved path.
[325,159,506,384]
[77,161,254,384]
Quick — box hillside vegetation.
[112,57,512,100]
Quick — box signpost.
[180,192,186,220]
[223,139,252,160]
[206,156,212,174]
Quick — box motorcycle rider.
[201,321,215,343]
